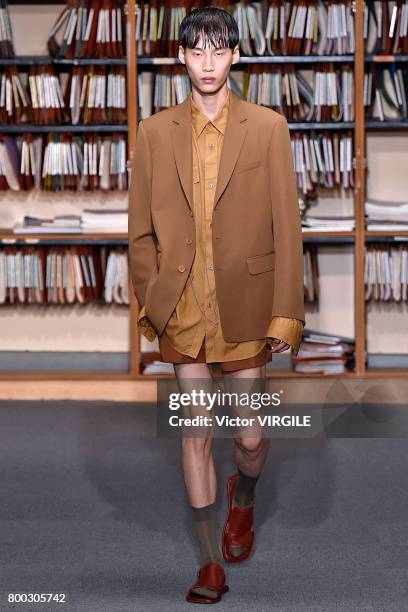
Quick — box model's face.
[178,35,239,94]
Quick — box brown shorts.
[158,332,272,372]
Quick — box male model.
[128,7,305,605]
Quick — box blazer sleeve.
[265,316,304,356]
[268,115,305,325]
[128,120,158,310]
[137,304,157,342]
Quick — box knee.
[234,436,266,454]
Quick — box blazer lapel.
[170,89,248,214]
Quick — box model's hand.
[269,338,290,353]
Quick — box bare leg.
[174,362,217,508]
[223,363,270,556]
[174,362,222,599]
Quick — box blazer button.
[178,264,186,273]
[185,238,193,245]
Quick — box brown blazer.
[128,89,305,341]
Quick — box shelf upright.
[125,0,141,379]
[354,0,367,375]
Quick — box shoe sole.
[186,584,229,604]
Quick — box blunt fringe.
[179,7,239,50]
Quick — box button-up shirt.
[137,88,304,358]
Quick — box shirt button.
[208,264,213,270]
[185,238,193,245]
[209,143,215,149]
[208,182,215,189]
[178,265,186,273]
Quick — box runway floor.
[0,400,407,612]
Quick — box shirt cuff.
[137,305,157,342]
[266,317,305,356]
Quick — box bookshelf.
[1,0,407,383]
[0,0,135,381]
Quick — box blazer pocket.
[246,251,275,274]
[233,159,262,175]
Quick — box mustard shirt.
[137,88,304,359]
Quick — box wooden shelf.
[365,120,408,129]
[365,231,408,239]
[0,124,127,133]
[1,0,408,386]
[0,230,128,242]
[0,371,134,381]
[287,122,355,130]
[136,54,355,64]
[0,230,356,242]
[0,56,126,65]
[365,54,408,62]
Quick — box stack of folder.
[0,133,128,192]
[13,209,128,234]
[364,0,408,54]
[365,244,408,302]
[0,244,104,304]
[302,214,355,231]
[291,131,355,192]
[0,0,15,58]
[292,329,355,374]
[364,63,408,121]
[28,65,66,125]
[0,62,128,127]
[66,65,127,125]
[243,0,355,56]
[103,246,129,304]
[134,0,355,57]
[245,63,354,122]
[0,135,22,190]
[47,0,126,59]
[13,214,83,234]
[82,134,128,191]
[0,243,129,305]
[153,64,191,112]
[141,356,175,376]
[0,67,30,124]
[80,208,128,233]
[365,198,408,231]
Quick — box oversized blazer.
[128,89,305,342]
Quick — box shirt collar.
[190,88,230,138]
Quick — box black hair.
[179,7,239,50]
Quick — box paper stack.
[302,214,355,232]
[80,209,128,233]
[292,329,355,374]
[365,199,408,231]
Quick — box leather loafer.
[186,561,229,604]
[221,474,254,563]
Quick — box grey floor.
[0,401,407,612]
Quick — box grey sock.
[234,468,259,508]
[191,502,223,599]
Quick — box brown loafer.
[221,474,254,563]
[186,561,229,604]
